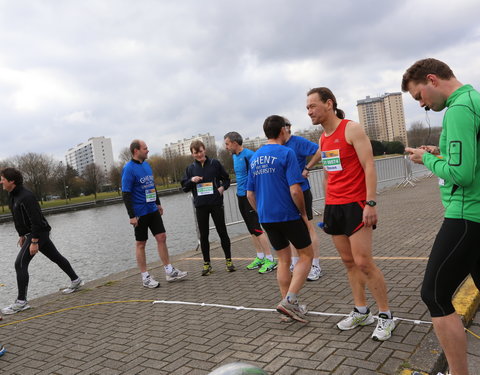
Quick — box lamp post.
[59,161,68,205]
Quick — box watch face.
[366,200,376,207]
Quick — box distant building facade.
[243,136,267,150]
[65,136,114,176]
[357,92,408,146]
[163,133,216,158]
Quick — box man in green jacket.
[404,58,480,375]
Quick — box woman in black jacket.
[181,140,235,275]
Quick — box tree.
[118,147,131,166]
[148,155,171,186]
[15,153,56,203]
[217,148,233,175]
[82,163,105,199]
[108,163,123,195]
[382,141,405,155]
[407,121,442,148]
[371,140,385,156]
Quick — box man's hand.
[301,169,310,179]
[405,147,427,164]
[217,186,224,195]
[363,205,377,227]
[157,205,164,215]
[419,145,440,155]
[130,217,139,227]
[191,176,203,183]
[18,236,25,247]
[29,243,39,256]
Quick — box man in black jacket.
[0,168,83,315]
[181,140,235,275]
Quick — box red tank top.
[320,119,367,204]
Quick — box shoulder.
[345,121,367,141]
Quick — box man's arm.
[290,183,307,221]
[247,190,257,211]
[346,121,378,227]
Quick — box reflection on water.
[0,192,249,307]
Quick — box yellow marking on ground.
[183,257,429,260]
[399,370,428,375]
[453,275,480,323]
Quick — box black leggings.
[421,218,480,317]
[15,232,78,301]
[195,205,231,262]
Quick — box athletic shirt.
[320,119,366,204]
[246,144,304,223]
[233,148,255,197]
[121,160,158,217]
[285,135,319,191]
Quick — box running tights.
[195,205,231,262]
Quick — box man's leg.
[135,240,148,273]
[154,232,170,266]
[289,245,313,294]
[432,313,469,375]
[275,246,292,298]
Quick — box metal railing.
[191,155,431,246]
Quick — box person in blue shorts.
[224,131,277,274]
[284,119,324,281]
[122,139,187,288]
[247,115,314,323]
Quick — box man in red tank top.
[306,87,395,341]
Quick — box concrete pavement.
[1,176,479,374]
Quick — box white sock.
[141,272,150,280]
[291,257,299,266]
[379,310,392,319]
[17,299,26,304]
[256,252,265,259]
[72,277,80,283]
[266,254,274,261]
[164,264,173,274]
[312,258,320,267]
[355,306,368,314]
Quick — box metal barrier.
[190,155,431,245]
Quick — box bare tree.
[148,154,171,186]
[82,163,105,199]
[217,148,233,174]
[15,153,56,203]
[108,163,123,195]
[118,147,131,166]
[407,121,442,148]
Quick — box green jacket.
[423,84,480,222]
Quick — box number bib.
[197,182,214,196]
[322,149,343,172]
[145,188,156,202]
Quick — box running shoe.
[276,298,309,323]
[225,259,236,272]
[337,308,375,330]
[280,304,308,323]
[166,267,188,282]
[371,313,395,341]
[258,258,277,274]
[142,275,160,288]
[246,257,264,270]
[0,346,6,357]
[307,265,324,281]
[202,262,213,276]
[1,300,31,315]
[62,278,84,294]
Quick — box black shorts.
[237,195,264,236]
[134,210,166,241]
[262,219,311,251]
[323,201,374,237]
[304,189,313,221]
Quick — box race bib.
[145,189,156,202]
[197,182,214,196]
[322,149,343,172]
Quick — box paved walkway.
[0,177,478,374]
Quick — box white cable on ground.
[152,300,433,325]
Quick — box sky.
[1,0,479,162]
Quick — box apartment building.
[163,133,216,158]
[65,136,114,176]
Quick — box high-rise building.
[243,136,267,150]
[65,136,114,176]
[357,92,408,146]
[163,133,216,158]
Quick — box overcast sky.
[1,0,479,162]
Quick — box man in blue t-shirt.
[224,131,277,274]
[284,120,324,281]
[247,115,313,323]
[122,139,187,288]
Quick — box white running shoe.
[307,265,324,281]
[1,300,31,315]
[371,313,396,341]
[62,278,84,294]
[166,267,188,282]
[142,275,160,288]
[337,308,375,330]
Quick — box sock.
[71,277,80,283]
[286,292,298,305]
[256,252,265,259]
[312,258,320,267]
[265,254,274,261]
[379,310,392,319]
[164,264,173,274]
[291,257,299,266]
[355,306,368,314]
[141,272,150,280]
[16,299,26,304]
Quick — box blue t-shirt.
[246,144,304,223]
[121,160,158,217]
[233,148,255,197]
[285,135,319,191]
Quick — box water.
[0,191,249,308]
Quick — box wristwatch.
[366,200,377,207]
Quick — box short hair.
[307,87,345,119]
[283,118,292,127]
[130,139,141,155]
[263,115,286,139]
[190,139,205,153]
[401,58,455,92]
[1,167,23,186]
[224,131,243,145]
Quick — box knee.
[420,282,453,317]
[156,233,167,243]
